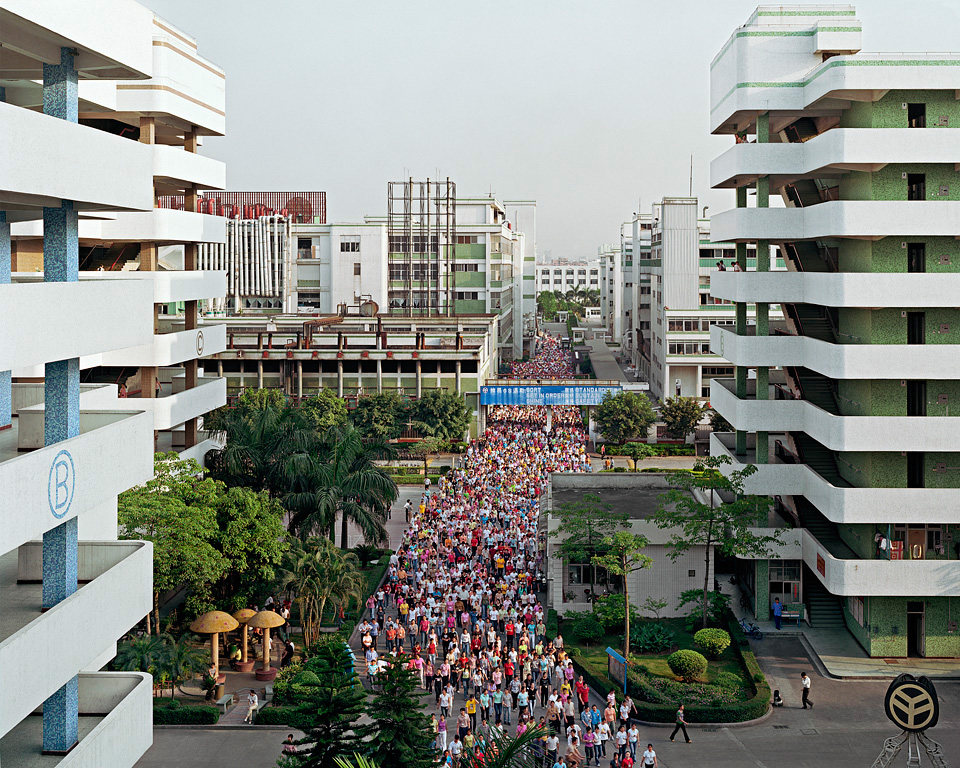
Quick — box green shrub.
[630,622,675,654]
[694,628,731,659]
[152,699,219,725]
[667,650,707,682]
[546,609,560,639]
[295,670,321,686]
[592,594,640,633]
[254,705,314,729]
[571,617,605,646]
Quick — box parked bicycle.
[739,617,764,640]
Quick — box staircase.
[789,366,840,414]
[792,433,850,488]
[783,242,836,273]
[783,117,820,143]
[803,573,847,629]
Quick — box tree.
[537,291,558,321]
[160,633,209,698]
[289,643,366,768]
[118,453,228,631]
[708,408,733,433]
[358,655,437,768]
[411,389,470,442]
[594,391,656,444]
[592,531,652,660]
[300,389,348,431]
[660,396,707,440]
[351,392,410,441]
[115,636,167,674]
[550,494,628,595]
[213,486,288,610]
[654,454,780,629]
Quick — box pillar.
[257,359,264,389]
[297,360,303,398]
[183,173,200,447]
[416,360,422,398]
[0,211,10,430]
[455,359,462,395]
[376,359,382,394]
[42,47,79,755]
[337,360,344,398]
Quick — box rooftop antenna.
[689,154,693,197]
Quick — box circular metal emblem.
[48,449,76,520]
[884,674,939,732]
[196,330,205,356]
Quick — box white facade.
[536,260,601,294]
[0,3,178,764]
[710,5,960,657]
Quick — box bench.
[215,694,234,714]
[263,685,273,703]
[779,604,804,625]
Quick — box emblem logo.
[196,330,205,356]
[48,449,76,519]
[884,674,939,732]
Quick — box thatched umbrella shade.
[189,611,239,680]
[247,610,285,682]
[232,609,257,672]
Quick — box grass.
[567,617,747,690]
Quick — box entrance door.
[907,601,925,657]
[908,528,925,560]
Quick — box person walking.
[669,704,691,743]
[772,597,782,631]
[641,743,658,767]
[801,672,814,709]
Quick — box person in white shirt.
[243,689,259,724]
[596,720,611,758]
[627,724,640,759]
[641,744,658,767]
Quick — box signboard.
[606,646,627,694]
[816,553,826,577]
[884,674,939,732]
[480,385,621,407]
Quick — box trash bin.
[215,682,225,701]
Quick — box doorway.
[907,601,925,657]
[907,312,925,345]
[908,527,926,560]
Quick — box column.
[183,163,200,447]
[257,359,264,389]
[0,212,10,430]
[337,360,344,398]
[297,360,304,398]
[416,359,422,398]
[734,185,748,456]
[754,112,770,462]
[376,359,382,394]
[42,47,79,755]
[455,359,462,395]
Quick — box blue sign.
[48,449,76,519]
[480,385,621,406]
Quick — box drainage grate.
[801,729,819,735]
[772,725,790,730]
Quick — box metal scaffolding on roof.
[386,178,456,317]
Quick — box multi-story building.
[636,197,782,400]
[536,259,602,295]
[13,13,229,462]
[505,200,538,349]
[0,1,231,762]
[598,244,623,343]
[709,4,960,658]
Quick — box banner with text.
[480,384,621,406]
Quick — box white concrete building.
[598,245,623,344]
[0,2,209,763]
[635,197,783,400]
[710,4,960,658]
[536,260,602,294]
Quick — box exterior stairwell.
[803,573,847,629]
[782,242,838,273]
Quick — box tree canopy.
[410,389,470,442]
[594,390,656,444]
[351,392,411,441]
[660,396,707,440]
[592,531,652,660]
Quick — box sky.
[145,0,959,261]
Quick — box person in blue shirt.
[772,597,782,630]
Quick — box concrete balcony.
[0,102,153,218]
[12,209,226,245]
[710,269,960,308]
[711,432,960,525]
[119,375,226,430]
[710,326,960,380]
[711,377,960,452]
[0,410,153,554]
[99,324,227,368]
[800,528,960,597]
[711,128,960,188]
[710,201,960,243]
[0,672,151,768]
[0,542,152,738]
[152,144,226,191]
[12,270,226,306]
[1,280,154,372]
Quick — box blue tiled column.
[0,211,10,430]
[41,46,79,755]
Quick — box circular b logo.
[48,449,76,519]
[884,674,939,732]
[196,330,205,356]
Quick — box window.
[456,235,479,245]
[455,291,479,301]
[297,237,312,258]
[453,263,479,272]
[353,262,361,277]
[907,173,926,201]
[340,237,360,252]
[770,560,802,606]
[847,596,865,626]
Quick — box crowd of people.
[355,335,667,766]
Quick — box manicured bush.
[592,594,640,633]
[152,699,219,725]
[667,649,707,682]
[630,622,675,654]
[571,616,605,646]
[254,705,313,729]
[546,609,560,639]
[694,628,732,659]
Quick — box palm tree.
[115,635,167,675]
[161,633,209,698]
[286,424,396,548]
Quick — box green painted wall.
[838,307,960,345]
[454,244,486,260]
[840,89,960,129]
[454,271,486,288]
[854,597,960,658]
[841,164,960,203]
[839,237,960,274]
[455,299,486,314]
[754,559,769,619]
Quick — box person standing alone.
[772,597,782,631]
[801,672,814,709]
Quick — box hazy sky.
[146,0,959,260]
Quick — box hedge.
[388,474,442,485]
[546,609,560,640]
[152,700,220,725]
[254,705,314,728]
